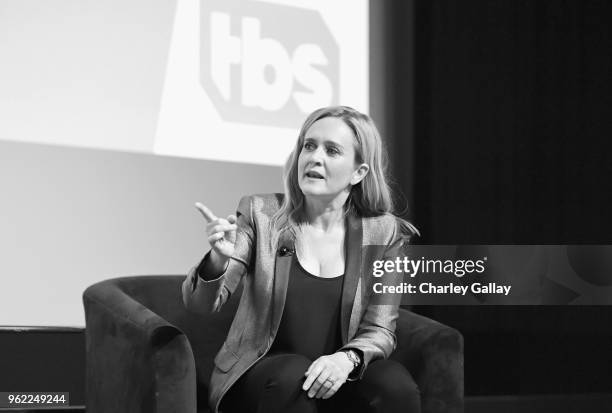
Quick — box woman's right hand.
[195,202,238,273]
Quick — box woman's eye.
[304,142,315,150]
[326,147,340,156]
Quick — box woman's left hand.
[302,352,354,399]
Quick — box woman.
[182,106,420,413]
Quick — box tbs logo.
[200,0,339,127]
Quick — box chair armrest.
[390,308,464,413]
[83,280,197,413]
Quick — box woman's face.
[297,117,366,200]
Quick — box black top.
[269,256,344,360]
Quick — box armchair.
[83,276,463,413]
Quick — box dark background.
[386,0,612,244]
[379,0,612,401]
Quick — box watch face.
[346,350,359,365]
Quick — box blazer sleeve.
[181,195,255,315]
[340,221,409,380]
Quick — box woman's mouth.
[305,171,325,179]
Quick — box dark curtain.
[391,0,612,244]
[382,0,612,398]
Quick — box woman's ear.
[351,163,370,185]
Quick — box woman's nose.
[309,147,325,164]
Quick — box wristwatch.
[342,349,362,371]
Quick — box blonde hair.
[270,106,418,247]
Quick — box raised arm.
[181,196,255,314]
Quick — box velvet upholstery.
[83,275,463,413]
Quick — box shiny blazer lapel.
[270,229,295,340]
[269,214,363,345]
[341,212,363,344]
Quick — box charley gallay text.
[373,282,511,296]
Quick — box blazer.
[182,193,409,413]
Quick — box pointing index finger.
[195,202,217,222]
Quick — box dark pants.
[221,353,420,413]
